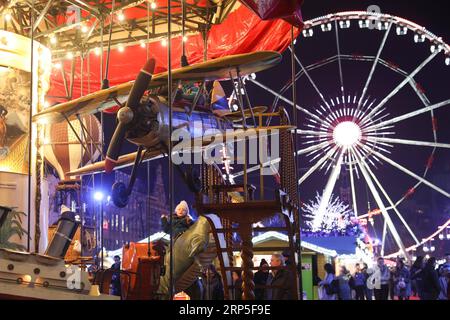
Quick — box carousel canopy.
[0,1,304,101]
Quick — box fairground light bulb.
[151,1,157,10]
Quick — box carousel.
[0,0,305,300]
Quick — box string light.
[66,52,74,60]
[118,44,124,52]
[94,47,101,56]
[117,11,125,21]
[81,24,88,33]
[150,1,157,10]
[50,35,57,45]
[182,36,188,43]
[54,62,62,69]
[4,13,12,22]
[140,40,146,48]
[161,38,167,46]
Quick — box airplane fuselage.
[126,96,234,150]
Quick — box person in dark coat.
[421,257,440,300]
[353,263,366,300]
[266,253,295,300]
[204,264,224,300]
[109,255,121,297]
[161,200,194,238]
[410,256,425,299]
[362,263,373,300]
[232,271,243,300]
[282,250,294,266]
[254,259,270,300]
[337,266,352,300]
[393,258,411,300]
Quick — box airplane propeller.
[105,58,156,173]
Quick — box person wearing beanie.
[254,259,270,300]
[161,200,194,239]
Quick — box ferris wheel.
[232,11,450,258]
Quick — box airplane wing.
[33,51,281,125]
[66,124,294,176]
[66,148,164,176]
[175,125,296,152]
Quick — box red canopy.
[48,4,303,101]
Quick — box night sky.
[94,0,449,255]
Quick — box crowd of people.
[318,253,450,300]
[106,201,449,301]
[200,253,296,300]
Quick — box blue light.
[94,191,104,201]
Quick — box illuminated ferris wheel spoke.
[316,149,345,225]
[366,99,450,133]
[381,220,388,256]
[334,20,345,98]
[348,157,359,217]
[289,48,332,109]
[299,146,338,185]
[296,129,330,137]
[297,141,330,156]
[357,22,393,110]
[231,157,281,178]
[249,78,325,123]
[362,123,395,134]
[393,181,423,208]
[363,51,440,121]
[359,144,450,198]
[365,140,393,155]
[311,146,334,163]
[350,148,409,257]
[368,137,450,149]
[354,147,420,245]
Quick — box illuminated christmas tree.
[303,192,361,236]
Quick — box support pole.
[167,0,174,300]
[291,26,303,300]
[27,0,35,252]
[240,223,255,300]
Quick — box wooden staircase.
[195,107,301,300]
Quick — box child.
[161,200,194,239]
